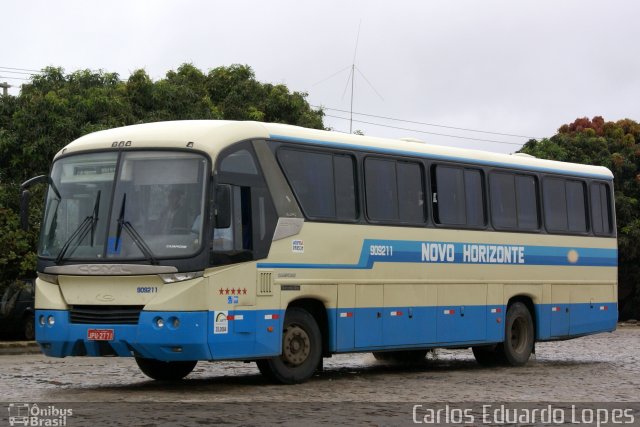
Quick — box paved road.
[1,327,638,425]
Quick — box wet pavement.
[1,326,638,425]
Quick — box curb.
[0,341,41,356]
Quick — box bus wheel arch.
[472,295,536,367]
[502,296,536,366]
[287,298,330,358]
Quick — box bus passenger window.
[544,178,587,233]
[543,178,567,231]
[566,180,587,232]
[515,175,539,230]
[278,149,357,221]
[397,162,425,223]
[365,158,398,221]
[334,155,357,220]
[433,166,466,225]
[432,165,484,227]
[490,173,517,229]
[464,169,485,226]
[591,182,613,235]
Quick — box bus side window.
[213,142,278,265]
[591,182,613,235]
[431,164,485,227]
[213,185,243,252]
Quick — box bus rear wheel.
[135,357,197,381]
[472,345,505,366]
[502,302,534,366]
[256,307,322,384]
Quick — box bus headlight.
[158,271,203,284]
[168,317,180,329]
[47,315,55,326]
[39,315,46,326]
[155,317,165,328]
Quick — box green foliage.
[520,116,640,320]
[0,63,324,288]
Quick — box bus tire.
[501,302,534,366]
[472,345,504,366]
[135,357,197,381]
[256,307,322,384]
[23,314,35,341]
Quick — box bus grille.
[69,305,144,325]
[258,272,272,295]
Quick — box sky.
[1,0,639,154]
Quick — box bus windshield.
[39,151,209,262]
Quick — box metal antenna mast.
[349,21,361,134]
[314,20,383,134]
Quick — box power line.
[315,105,540,139]
[323,113,526,146]
[0,66,41,73]
[0,76,31,81]
[0,69,35,75]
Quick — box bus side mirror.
[215,185,231,229]
[20,175,55,232]
[20,190,31,231]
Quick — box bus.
[21,120,618,384]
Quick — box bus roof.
[59,120,613,180]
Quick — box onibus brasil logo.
[7,403,73,426]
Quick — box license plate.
[87,329,114,341]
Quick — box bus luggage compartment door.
[436,284,487,343]
[354,284,383,348]
[550,285,571,337]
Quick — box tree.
[0,64,324,290]
[520,117,640,320]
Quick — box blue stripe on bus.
[257,239,617,270]
[36,302,617,360]
[269,134,613,180]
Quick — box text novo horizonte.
[421,243,525,264]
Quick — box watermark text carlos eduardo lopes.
[412,404,636,427]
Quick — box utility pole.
[0,81,10,97]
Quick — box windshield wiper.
[115,194,158,265]
[55,190,101,265]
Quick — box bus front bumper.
[35,309,211,361]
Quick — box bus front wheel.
[502,302,534,366]
[256,307,322,384]
[135,357,197,381]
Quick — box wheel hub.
[282,324,310,366]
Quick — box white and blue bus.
[22,120,617,383]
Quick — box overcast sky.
[2,0,639,153]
